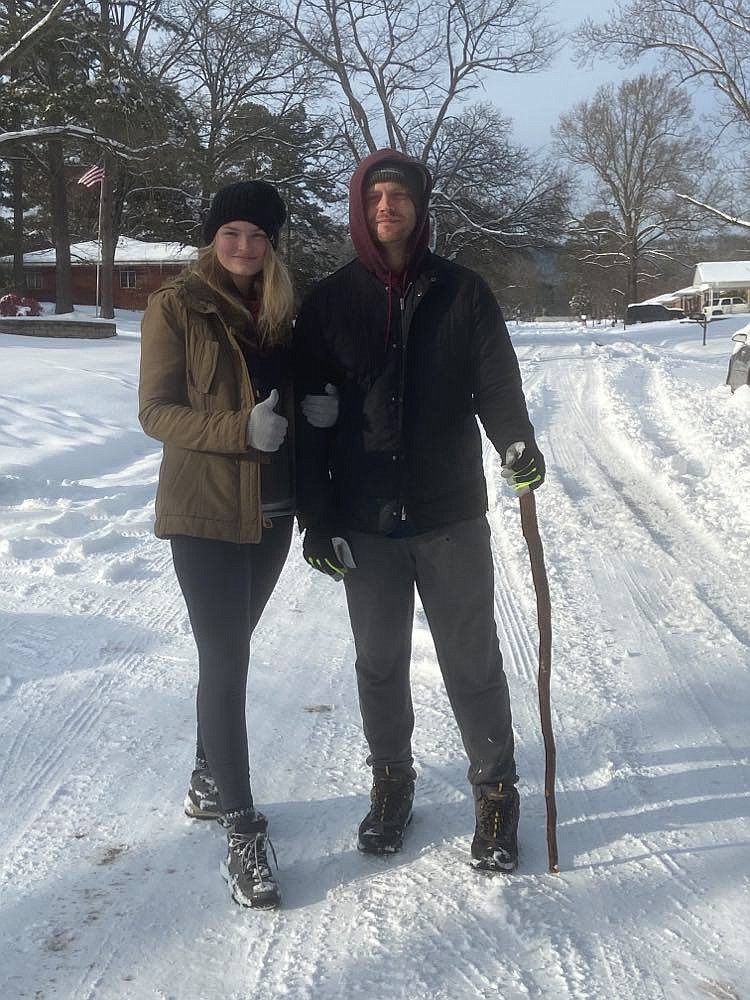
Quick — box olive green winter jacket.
[139,272,293,543]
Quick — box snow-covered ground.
[0,308,748,1000]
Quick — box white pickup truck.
[704,295,749,317]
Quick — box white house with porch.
[639,261,750,317]
[693,261,750,316]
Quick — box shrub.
[20,296,42,316]
[0,293,22,316]
[0,292,42,316]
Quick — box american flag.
[77,165,106,187]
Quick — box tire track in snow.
[0,628,166,883]
[592,357,749,648]
[0,672,117,863]
[480,354,735,997]
[623,358,749,553]
[523,354,748,996]
[551,355,745,746]
[481,420,653,998]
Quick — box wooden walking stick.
[519,490,559,873]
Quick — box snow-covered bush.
[0,293,43,317]
[21,296,42,316]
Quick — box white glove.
[301,383,339,428]
[246,388,288,452]
[332,536,356,570]
[500,441,526,479]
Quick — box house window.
[119,269,137,288]
[26,271,43,290]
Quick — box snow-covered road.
[0,312,748,1000]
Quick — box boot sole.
[220,860,281,909]
[470,853,518,875]
[357,810,413,855]
[184,795,222,821]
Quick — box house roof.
[641,292,681,305]
[641,285,703,304]
[5,237,198,267]
[693,261,750,288]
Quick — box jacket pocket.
[190,339,220,394]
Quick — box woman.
[139,180,336,909]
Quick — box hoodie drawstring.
[385,271,393,350]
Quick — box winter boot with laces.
[221,812,281,908]
[471,783,520,874]
[357,767,415,855]
[184,767,222,821]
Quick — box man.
[294,149,545,873]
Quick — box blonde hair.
[191,241,295,346]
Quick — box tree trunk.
[99,151,115,319]
[96,1,115,319]
[44,47,72,313]
[10,159,25,297]
[48,139,73,313]
[627,248,639,306]
[8,0,25,296]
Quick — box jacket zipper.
[395,275,432,524]
[221,315,259,542]
[399,290,407,522]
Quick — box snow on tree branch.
[675,191,750,228]
[0,125,163,159]
[0,0,73,76]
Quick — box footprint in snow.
[0,537,62,560]
[79,529,137,556]
[53,560,81,576]
[98,556,155,583]
[36,509,94,538]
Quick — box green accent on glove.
[303,527,350,579]
[511,457,543,493]
[306,555,348,576]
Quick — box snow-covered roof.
[641,292,681,305]
[693,261,750,288]
[640,285,702,305]
[4,237,198,267]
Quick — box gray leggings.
[171,518,293,815]
[343,516,517,788]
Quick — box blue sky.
[479,0,720,153]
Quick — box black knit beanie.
[365,162,426,208]
[202,180,287,247]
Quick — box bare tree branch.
[676,190,750,227]
[0,124,159,157]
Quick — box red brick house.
[10,238,198,310]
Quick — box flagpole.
[95,177,104,318]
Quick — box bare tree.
[264,0,555,154]
[256,0,558,248]
[422,103,570,256]
[561,212,634,320]
[554,72,722,304]
[163,0,310,203]
[575,0,750,229]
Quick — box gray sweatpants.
[343,516,517,789]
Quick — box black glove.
[303,524,354,579]
[501,440,546,494]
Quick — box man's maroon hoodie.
[348,149,433,288]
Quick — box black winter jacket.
[294,251,536,535]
